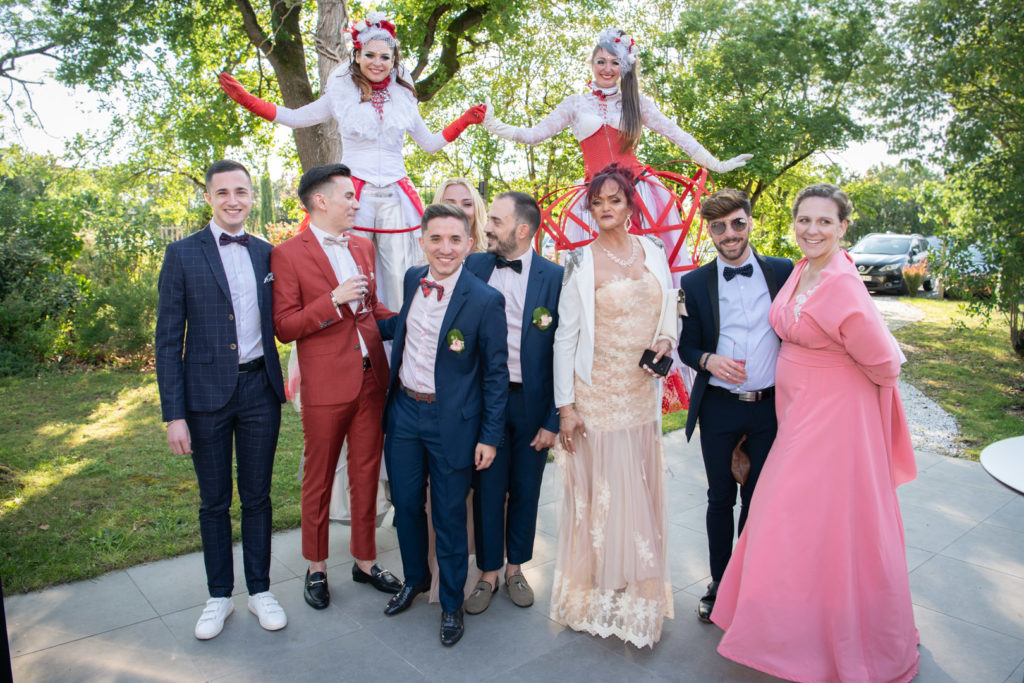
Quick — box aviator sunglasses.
[708,217,749,235]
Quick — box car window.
[850,235,912,255]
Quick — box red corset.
[579,125,644,180]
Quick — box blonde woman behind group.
[430,178,488,252]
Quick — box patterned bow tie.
[323,234,349,248]
[420,278,444,301]
[495,256,523,273]
[723,263,753,282]
[219,232,250,247]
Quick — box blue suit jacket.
[155,225,285,421]
[379,266,509,468]
[678,249,793,440]
[465,252,562,435]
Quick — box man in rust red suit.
[271,163,402,610]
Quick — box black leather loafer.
[352,563,403,594]
[304,569,330,610]
[440,608,465,646]
[698,580,719,623]
[384,577,431,616]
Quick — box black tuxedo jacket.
[678,249,794,440]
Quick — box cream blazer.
[554,236,678,408]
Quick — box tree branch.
[414,3,489,102]
[412,3,453,81]
[233,0,273,58]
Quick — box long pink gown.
[711,250,919,682]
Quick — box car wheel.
[923,278,934,292]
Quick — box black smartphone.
[639,348,672,377]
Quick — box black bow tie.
[723,263,753,282]
[495,256,523,274]
[219,232,250,247]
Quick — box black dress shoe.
[304,569,330,610]
[698,580,719,623]
[384,577,431,616]
[352,563,403,593]
[440,608,464,646]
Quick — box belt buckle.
[737,391,757,402]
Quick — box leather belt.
[400,382,436,403]
[706,384,775,403]
[509,382,523,391]
[238,357,265,373]
[362,356,372,371]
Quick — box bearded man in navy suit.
[376,202,508,647]
[462,192,562,615]
[156,160,287,640]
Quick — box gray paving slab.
[910,554,1024,641]
[899,470,1016,524]
[987,496,1024,534]
[667,521,716,591]
[11,616,201,683]
[901,500,978,553]
[1005,657,1024,683]
[941,521,1024,580]
[924,454,1013,492]
[906,545,937,573]
[6,570,156,656]
[914,604,1024,683]
[499,636,669,682]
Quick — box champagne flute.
[732,340,747,386]
[355,265,370,314]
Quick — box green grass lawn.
[893,297,1024,458]
[0,367,305,594]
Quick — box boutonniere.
[264,273,274,284]
[532,306,553,331]
[446,329,465,353]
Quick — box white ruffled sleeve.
[272,97,333,129]
[483,95,576,145]
[639,96,751,173]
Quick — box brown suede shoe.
[505,571,534,607]
[464,579,498,614]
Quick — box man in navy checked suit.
[156,160,287,640]
[462,192,562,614]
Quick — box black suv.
[850,233,932,294]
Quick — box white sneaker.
[194,597,234,640]
[248,591,288,631]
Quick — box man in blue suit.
[678,189,793,624]
[377,202,508,646]
[462,192,561,615]
[156,160,287,640]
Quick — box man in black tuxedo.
[678,189,793,623]
[463,192,562,614]
[156,160,287,640]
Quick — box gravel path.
[873,297,964,457]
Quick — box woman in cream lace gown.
[552,164,677,648]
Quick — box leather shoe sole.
[697,580,719,623]
[440,608,465,646]
[384,577,430,616]
[304,570,330,610]
[352,563,403,594]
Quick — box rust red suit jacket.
[271,230,395,406]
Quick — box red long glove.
[442,104,487,142]
[218,72,277,122]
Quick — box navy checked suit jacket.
[465,251,562,435]
[155,225,285,421]
[678,249,793,441]
[378,266,509,469]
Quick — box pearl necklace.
[597,236,639,268]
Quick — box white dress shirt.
[487,247,532,383]
[209,221,262,363]
[309,223,368,358]
[399,266,461,394]
[710,252,779,392]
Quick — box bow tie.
[219,232,249,247]
[495,256,523,273]
[323,234,349,248]
[723,263,753,282]
[420,278,444,301]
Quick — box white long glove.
[687,146,754,174]
[481,102,521,141]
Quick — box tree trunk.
[311,0,348,165]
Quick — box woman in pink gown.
[711,184,920,682]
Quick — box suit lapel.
[300,230,340,289]
[706,259,721,338]
[754,249,780,300]
[521,253,543,350]
[199,226,232,302]
[438,268,472,355]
